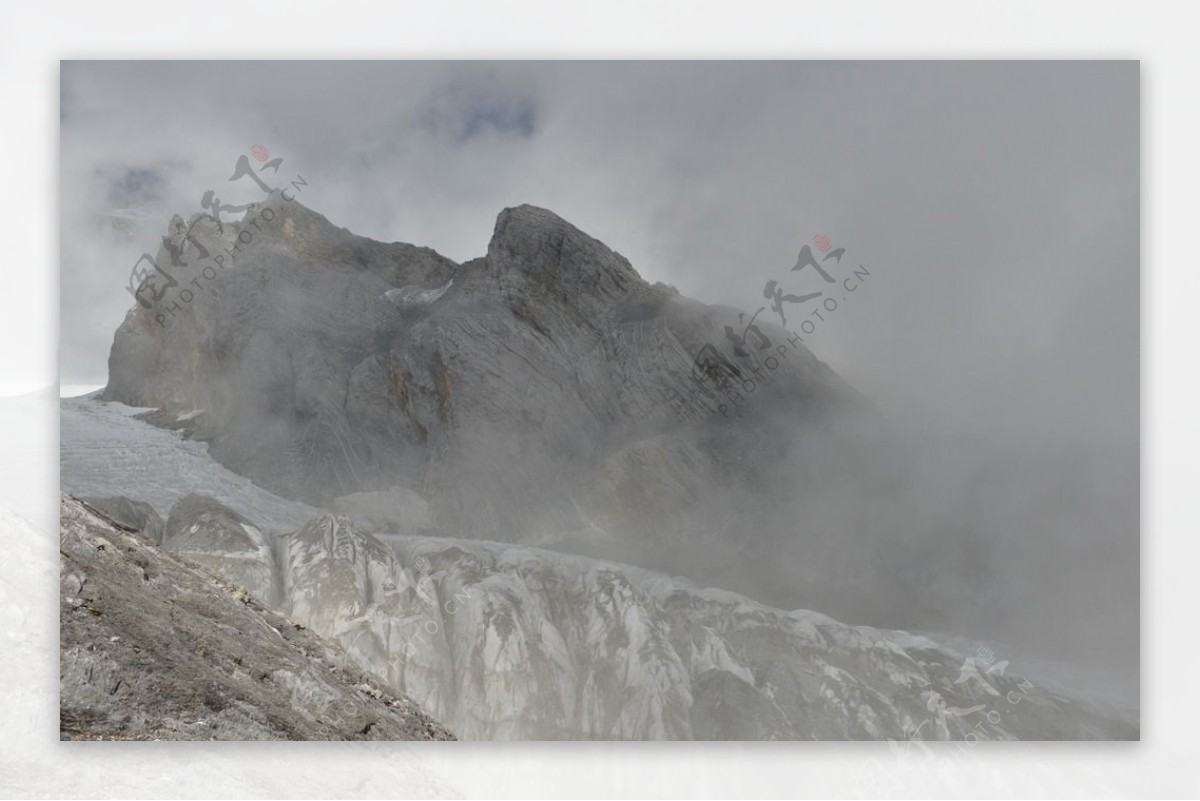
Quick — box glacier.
[61,394,1137,740]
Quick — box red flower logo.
[250,144,270,162]
[813,233,832,253]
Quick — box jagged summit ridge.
[104,197,859,605]
[488,204,642,301]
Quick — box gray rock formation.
[103,196,863,569]
[163,494,281,606]
[60,495,454,741]
[79,495,164,545]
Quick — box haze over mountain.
[95,194,1137,675]
[54,192,1139,738]
[62,62,1139,687]
[102,194,871,616]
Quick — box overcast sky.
[60,60,1138,447]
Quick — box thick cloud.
[61,62,1137,437]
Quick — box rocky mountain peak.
[487,204,642,305]
[105,197,861,583]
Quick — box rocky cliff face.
[59,495,454,741]
[103,195,862,561]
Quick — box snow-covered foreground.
[60,394,1138,740]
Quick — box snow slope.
[61,393,319,532]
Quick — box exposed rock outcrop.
[59,495,454,741]
[103,196,863,561]
[162,493,281,606]
[79,495,164,544]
